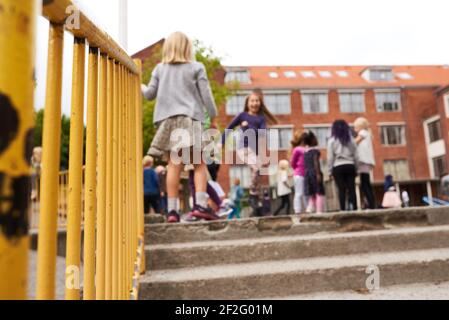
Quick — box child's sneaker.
[167,210,180,223]
[191,205,220,221]
[306,205,315,214]
[182,212,202,223]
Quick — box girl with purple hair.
[327,120,359,211]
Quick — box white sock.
[196,192,209,208]
[168,198,179,212]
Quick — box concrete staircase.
[139,207,449,300]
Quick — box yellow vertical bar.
[112,61,119,300]
[131,73,139,300]
[83,46,99,300]
[105,58,114,299]
[131,71,135,296]
[120,65,125,300]
[36,22,64,300]
[131,74,137,268]
[134,59,145,275]
[126,70,132,298]
[130,70,134,297]
[96,53,108,300]
[65,37,86,300]
[117,64,122,300]
[120,65,126,300]
[124,68,128,300]
[0,0,36,300]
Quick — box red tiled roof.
[227,65,449,89]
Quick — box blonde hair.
[354,117,370,130]
[32,147,43,163]
[162,32,194,64]
[279,159,289,171]
[143,156,154,167]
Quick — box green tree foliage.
[140,40,238,156]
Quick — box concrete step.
[144,207,449,245]
[145,225,449,270]
[139,248,449,300]
[263,281,449,300]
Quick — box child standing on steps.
[221,91,278,216]
[354,117,376,209]
[273,160,292,216]
[304,132,326,214]
[290,130,308,215]
[141,31,218,223]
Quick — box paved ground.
[265,281,449,300]
[27,251,82,300]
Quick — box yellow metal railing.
[0,0,145,300]
[30,170,73,230]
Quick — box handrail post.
[83,46,99,300]
[134,59,145,275]
[0,0,37,300]
[65,37,86,300]
[105,58,115,300]
[36,22,64,300]
[112,61,119,300]
[96,52,108,300]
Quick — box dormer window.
[225,70,251,84]
[363,67,394,82]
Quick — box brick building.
[218,65,449,208]
[132,40,449,209]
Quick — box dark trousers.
[360,173,376,209]
[144,194,161,214]
[274,194,291,216]
[160,195,168,214]
[333,164,357,211]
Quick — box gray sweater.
[141,62,217,124]
[327,137,359,173]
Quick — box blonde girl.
[354,117,376,209]
[273,160,292,216]
[142,31,218,222]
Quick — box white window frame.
[432,155,447,179]
[375,89,402,112]
[225,91,251,116]
[301,90,329,114]
[423,115,446,178]
[370,69,394,81]
[444,93,449,118]
[338,90,366,113]
[263,90,292,115]
[268,125,294,151]
[225,70,251,84]
[383,159,411,181]
[378,123,406,146]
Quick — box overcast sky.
[35,0,449,115]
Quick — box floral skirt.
[149,116,205,157]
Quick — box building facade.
[218,65,449,208]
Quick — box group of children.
[271,131,324,216]
[141,30,387,223]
